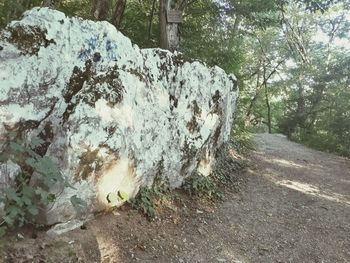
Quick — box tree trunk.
[245,60,261,125]
[159,0,182,51]
[264,83,272,133]
[263,65,272,133]
[148,0,157,40]
[92,0,109,21]
[167,23,180,51]
[112,0,127,29]
[42,0,59,8]
[160,0,169,49]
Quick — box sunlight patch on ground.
[270,158,305,168]
[262,172,350,206]
[257,154,306,169]
[340,179,350,184]
[220,249,247,263]
[95,232,121,262]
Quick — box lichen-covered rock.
[0,8,238,224]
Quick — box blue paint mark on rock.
[106,40,117,60]
[78,36,99,60]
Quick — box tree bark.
[264,83,272,133]
[159,0,185,51]
[263,65,272,133]
[148,0,157,40]
[159,0,169,49]
[92,0,109,21]
[112,0,127,29]
[42,0,59,8]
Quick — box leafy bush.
[230,109,255,154]
[0,132,84,235]
[182,172,222,199]
[129,175,170,218]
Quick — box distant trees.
[239,0,350,156]
[91,0,126,29]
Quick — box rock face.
[0,8,238,224]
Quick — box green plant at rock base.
[0,132,85,235]
[129,187,157,218]
[182,172,222,200]
[129,175,170,218]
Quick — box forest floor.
[1,133,350,263]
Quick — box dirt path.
[221,134,350,263]
[2,134,350,263]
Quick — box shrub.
[0,131,85,235]
[129,175,170,218]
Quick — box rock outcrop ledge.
[0,8,238,224]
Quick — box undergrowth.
[182,172,222,200]
[130,142,248,219]
[129,175,171,218]
[0,131,85,236]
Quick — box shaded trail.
[218,133,350,263]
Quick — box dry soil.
[1,133,349,263]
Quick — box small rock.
[31,232,38,239]
[196,210,204,214]
[39,243,47,250]
[198,228,206,235]
[17,233,24,240]
[112,211,121,216]
[46,219,84,237]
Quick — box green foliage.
[0,134,57,229]
[182,173,222,199]
[129,175,170,218]
[121,0,160,48]
[295,0,343,13]
[70,195,87,213]
[231,117,255,154]
[129,187,156,218]
[0,132,85,235]
[0,0,43,27]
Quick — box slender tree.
[112,0,127,29]
[159,0,186,51]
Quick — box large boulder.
[0,8,238,224]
